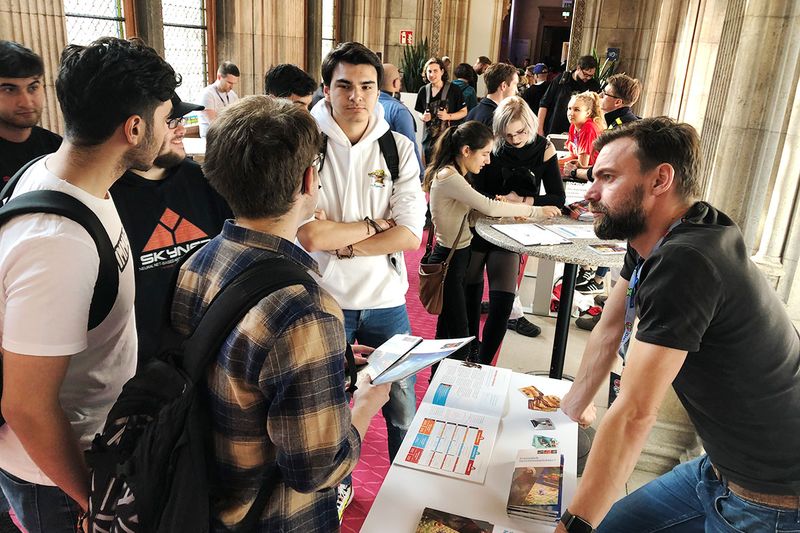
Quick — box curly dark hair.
[264,63,317,97]
[56,37,179,146]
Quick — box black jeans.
[428,244,472,342]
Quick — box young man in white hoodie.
[299,41,426,517]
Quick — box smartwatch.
[560,510,594,533]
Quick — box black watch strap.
[570,168,578,179]
[560,510,594,533]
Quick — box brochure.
[366,335,474,385]
[396,359,512,483]
[506,451,564,524]
[588,242,627,255]
[415,507,522,533]
[491,223,571,246]
[547,224,597,240]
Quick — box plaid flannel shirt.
[171,221,360,532]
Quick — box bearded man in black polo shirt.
[557,117,800,533]
[111,94,232,361]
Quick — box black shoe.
[508,316,541,337]
[480,301,490,314]
[576,267,595,284]
[576,279,605,294]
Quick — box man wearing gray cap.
[111,94,232,361]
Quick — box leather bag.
[418,215,468,315]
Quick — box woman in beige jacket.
[423,121,559,363]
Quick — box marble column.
[0,0,67,134]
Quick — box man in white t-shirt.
[0,37,177,533]
[197,61,240,137]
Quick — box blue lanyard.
[618,218,683,360]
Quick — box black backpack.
[84,255,349,532]
[0,156,118,426]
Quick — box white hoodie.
[307,100,426,310]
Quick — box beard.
[0,109,42,130]
[125,119,161,172]
[153,149,184,169]
[591,184,647,240]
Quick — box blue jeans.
[0,468,80,533]
[597,455,800,532]
[343,305,417,462]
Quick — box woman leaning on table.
[424,121,559,363]
[466,96,566,364]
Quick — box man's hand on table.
[561,390,597,428]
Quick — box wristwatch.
[560,510,594,533]
[569,168,578,179]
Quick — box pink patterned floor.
[341,230,490,532]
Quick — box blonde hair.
[569,91,606,129]
[492,95,539,152]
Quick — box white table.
[362,368,577,532]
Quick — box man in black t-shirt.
[110,95,232,361]
[0,40,62,182]
[537,55,600,136]
[414,58,466,162]
[556,117,800,533]
[520,63,550,114]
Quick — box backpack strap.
[181,257,356,531]
[440,81,450,102]
[425,83,431,106]
[0,155,45,201]
[377,130,400,181]
[0,190,118,329]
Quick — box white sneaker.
[336,481,354,523]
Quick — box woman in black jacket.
[466,96,565,364]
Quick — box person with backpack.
[414,57,467,162]
[169,95,390,532]
[300,42,426,520]
[0,37,177,533]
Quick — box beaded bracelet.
[335,244,355,259]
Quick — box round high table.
[475,215,625,380]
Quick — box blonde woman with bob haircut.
[465,96,566,358]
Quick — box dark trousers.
[429,245,472,341]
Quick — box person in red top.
[561,90,605,171]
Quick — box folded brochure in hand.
[365,334,474,385]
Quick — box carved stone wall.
[0,0,67,134]
[215,0,307,97]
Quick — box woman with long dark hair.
[424,121,558,360]
[466,96,566,364]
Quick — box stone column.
[0,0,67,134]
[703,0,798,247]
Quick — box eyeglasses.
[602,89,620,99]
[166,116,185,129]
[505,127,528,141]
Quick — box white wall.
[466,0,498,63]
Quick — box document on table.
[547,224,597,240]
[396,359,512,483]
[491,223,570,246]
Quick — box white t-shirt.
[0,156,137,485]
[197,83,240,137]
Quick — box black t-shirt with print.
[0,126,62,183]
[110,159,232,361]
[415,82,466,144]
[621,201,800,494]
